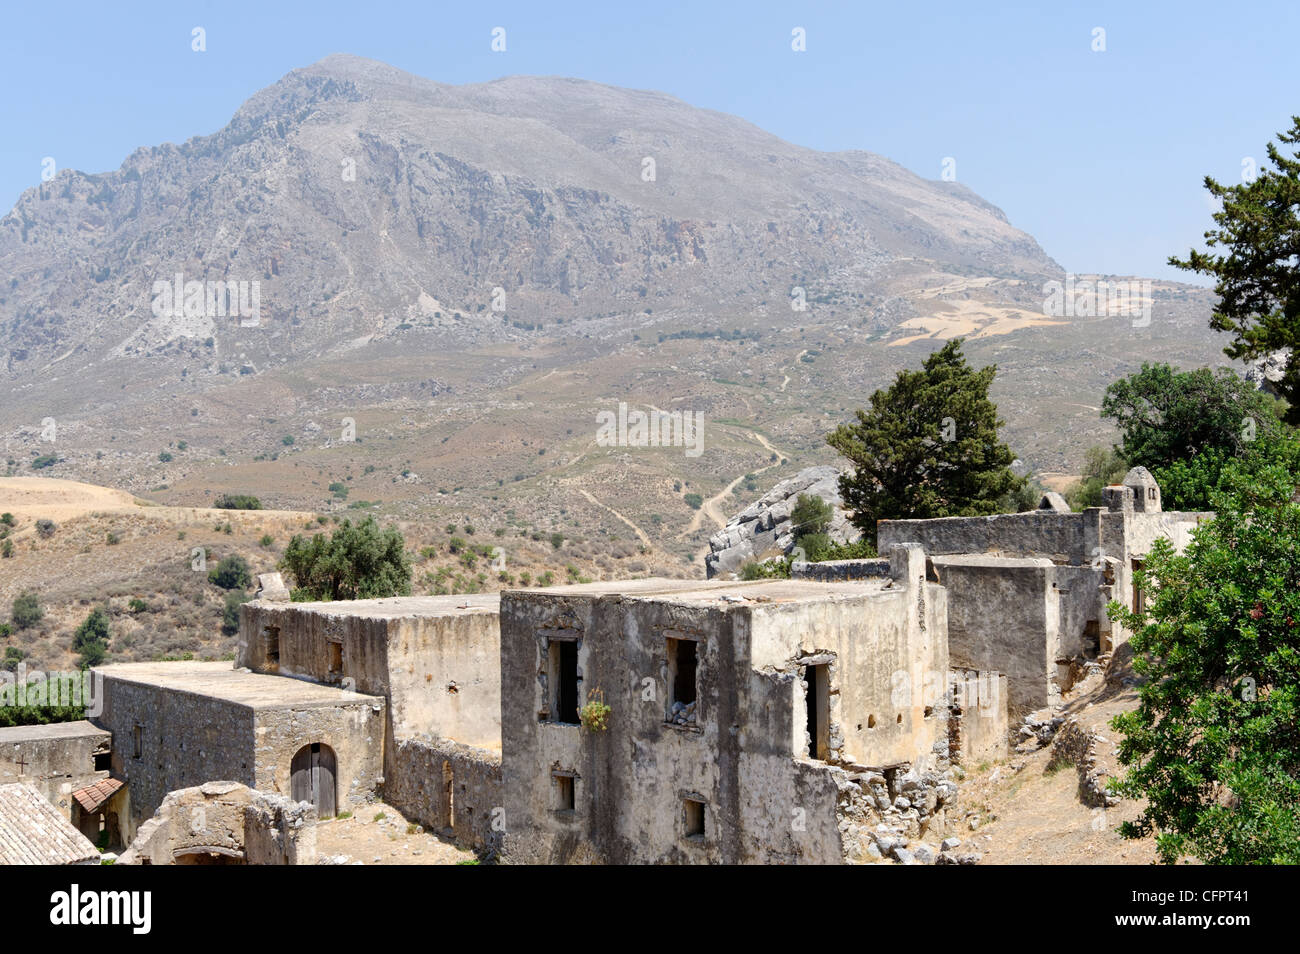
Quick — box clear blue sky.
[2,0,1295,282]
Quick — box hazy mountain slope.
[0,54,1058,382]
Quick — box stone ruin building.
[48,467,1207,864]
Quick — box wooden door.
[291,743,337,817]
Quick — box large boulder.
[705,465,859,578]
[1244,348,1290,397]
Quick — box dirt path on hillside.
[577,489,652,547]
[779,349,808,392]
[679,430,787,563]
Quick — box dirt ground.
[956,657,1161,865]
[314,800,480,865]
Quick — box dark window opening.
[132,725,143,759]
[550,640,579,724]
[327,641,343,680]
[683,798,705,839]
[94,752,111,772]
[264,626,280,666]
[554,773,575,812]
[805,663,830,759]
[1083,620,1100,658]
[672,640,697,705]
[1131,559,1145,614]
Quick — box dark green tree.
[1100,363,1299,510]
[279,516,412,602]
[1170,117,1300,424]
[827,338,1024,544]
[208,554,252,590]
[72,606,111,669]
[1109,478,1300,864]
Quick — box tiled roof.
[0,783,100,865]
[72,777,123,814]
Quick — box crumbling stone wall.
[118,781,316,865]
[928,557,1057,718]
[946,669,1008,765]
[385,737,503,853]
[791,558,892,582]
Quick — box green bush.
[127,598,148,614]
[1110,482,1300,863]
[72,607,111,669]
[35,519,55,539]
[684,493,703,510]
[214,494,262,510]
[11,592,43,629]
[208,554,253,590]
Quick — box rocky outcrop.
[1244,348,1290,396]
[705,465,858,578]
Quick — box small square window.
[683,797,705,839]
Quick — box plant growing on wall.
[579,688,611,732]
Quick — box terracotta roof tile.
[72,777,123,814]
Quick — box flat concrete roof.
[93,662,383,710]
[0,720,109,744]
[248,593,500,620]
[507,576,895,607]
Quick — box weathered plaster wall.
[878,511,1089,564]
[500,553,944,865]
[239,602,391,694]
[383,613,500,747]
[929,557,1055,718]
[947,669,1008,765]
[386,737,503,852]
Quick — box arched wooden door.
[290,742,337,817]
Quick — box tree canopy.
[826,338,1024,544]
[1170,117,1300,424]
[1100,362,1299,511]
[280,516,412,602]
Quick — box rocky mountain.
[0,54,1060,382]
